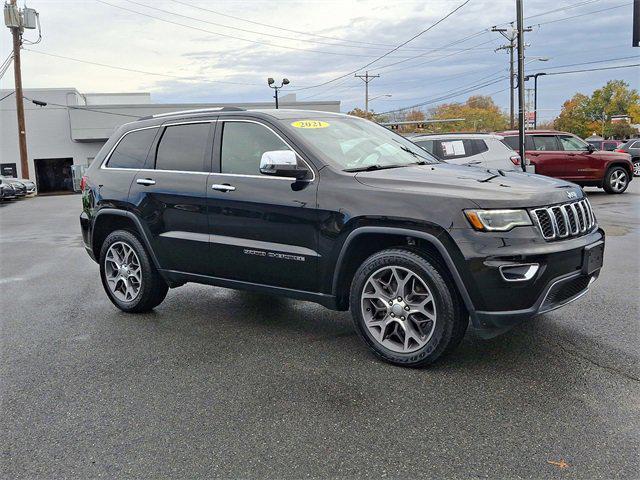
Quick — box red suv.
[500,130,633,194]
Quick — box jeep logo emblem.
[566,191,578,199]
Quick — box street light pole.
[267,77,290,109]
[524,72,546,129]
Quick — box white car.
[411,133,532,172]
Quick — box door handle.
[211,184,236,192]
[136,178,156,186]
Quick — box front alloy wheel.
[604,167,629,194]
[350,248,467,367]
[633,159,640,177]
[361,266,437,353]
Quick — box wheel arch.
[606,161,633,178]
[92,209,162,270]
[331,227,476,319]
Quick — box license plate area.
[582,241,604,275]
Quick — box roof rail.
[138,106,246,120]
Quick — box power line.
[23,97,141,117]
[94,0,408,59]
[535,63,640,76]
[126,0,467,53]
[168,0,414,49]
[532,1,632,26]
[285,0,472,92]
[0,90,15,102]
[22,48,263,86]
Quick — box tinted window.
[221,122,291,175]
[558,135,588,151]
[107,128,157,169]
[434,139,488,159]
[155,123,210,172]
[532,135,560,151]
[630,141,640,149]
[467,139,489,155]
[603,141,618,151]
[501,136,517,150]
[414,140,435,155]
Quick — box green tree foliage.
[428,95,509,132]
[554,80,640,139]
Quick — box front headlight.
[464,209,532,232]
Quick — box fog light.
[499,263,539,282]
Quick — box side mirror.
[587,144,596,153]
[260,150,310,180]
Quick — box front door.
[557,134,599,182]
[129,120,214,275]
[527,135,566,178]
[207,119,319,292]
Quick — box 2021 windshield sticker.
[291,120,330,129]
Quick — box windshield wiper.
[344,164,407,172]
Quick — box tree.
[347,108,376,121]
[428,95,508,132]
[554,80,640,139]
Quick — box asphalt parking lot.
[1,184,639,479]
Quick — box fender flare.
[93,209,162,270]
[331,226,476,318]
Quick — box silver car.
[0,176,37,196]
[411,133,531,172]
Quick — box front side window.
[155,123,211,172]
[558,135,589,152]
[107,128,157,169]
[221,122,291,175]
[281,116,438,170]
[532,135,560,151]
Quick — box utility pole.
[492,23,531,129]
[6,0,29,178]
[355,71,380,113]
[516,0,527,172]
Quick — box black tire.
[99,229,168,313]
[350,248,467,367]
[602,166,629,194]
[632,159,640,177]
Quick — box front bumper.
[450,227,605,335]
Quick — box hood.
[593,150,631,160]
[354,163,583,208]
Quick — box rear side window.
[155,123,211,172]
[466,139,488,155]
[107,128,157,169]
[532,135,560,151]
[435,139,488,159]
[501,136,518,150]
[602,142,618,151]
[221,122,291,175]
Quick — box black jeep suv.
[80,108,605,367]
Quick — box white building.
[0,88,340,193]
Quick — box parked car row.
[0,176,37,201]
[407,129,635,194]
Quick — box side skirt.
[160,269,339,310]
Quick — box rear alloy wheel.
[99,230,168,313]
[603,166,629,194]
[633,159,640,177]
[350,248,467,367]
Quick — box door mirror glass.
[260,150,310,179]
[587,143,596,153]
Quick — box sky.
[1,0,638,122]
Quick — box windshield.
[282,117,439,171]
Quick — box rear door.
[206,118,320,291]
[558,134,600,182]
[528,134,566,178]
[129,120,215,275]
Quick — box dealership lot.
[1,185,638,479]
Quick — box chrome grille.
[531,199,596,241]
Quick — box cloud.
[1,0,636,119]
